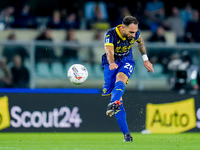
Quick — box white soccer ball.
[67,64,88,85]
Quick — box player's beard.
[123,33,133,41]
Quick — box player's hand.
[144,60,154,73]
[109,63,118,70]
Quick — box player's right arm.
[104,32,118,70]
[104,46,118,70]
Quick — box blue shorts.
[102,59,135,96]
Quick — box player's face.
[123,24,138,41]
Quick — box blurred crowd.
[0,0,200,43]
[0,0,200,92]
[0,27,103,88]
[0,55,29,88]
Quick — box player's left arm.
[136,36,154,74]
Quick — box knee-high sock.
[111,81,129,135]
[111,81,125,102]
[115,103,130,135]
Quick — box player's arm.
[104,46,118,70]
[136,36,154,73]
[104,32,118,70]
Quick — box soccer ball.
[67,64,88,85]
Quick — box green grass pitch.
[0,132,200,150]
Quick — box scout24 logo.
[10,106,82,128]
[0,96,82,129]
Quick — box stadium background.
[0,0,200,147]
[0,0,200,90]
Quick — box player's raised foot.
[106,100,121,117]
[123,133,133,142]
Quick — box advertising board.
[0,89,200,133]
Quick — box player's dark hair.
[122,16,139,26]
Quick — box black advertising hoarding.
[0,88,119,132]
[0,88,200,133]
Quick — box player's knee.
[116,72,128,84]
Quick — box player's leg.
[102,65,117,96]
[107,95,132,141]
[107,94,132,141]
[114,97,129,133]
[106,60,134,116]
[110,72,127,102]
[106,73,127,116]
[113,73,133,141]
[110,60,135,103]
[106,61,134,141]
[115,97,133,142]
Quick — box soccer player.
[102,16,154,142]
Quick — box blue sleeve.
[104,31,114,46]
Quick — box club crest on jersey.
[106,38,109,43]
[72,66,82,80]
